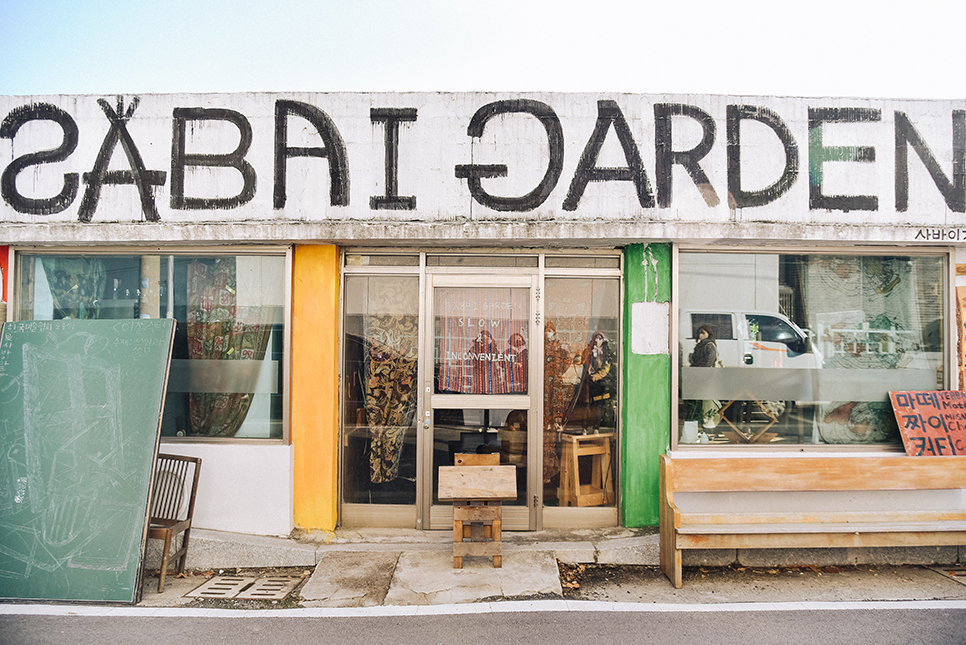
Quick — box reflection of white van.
[681,310,823,370]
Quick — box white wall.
[158,442,294,537]
[2,92,964,248]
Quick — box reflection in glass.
[678,253,945,446]
[431,409,526,506]
[542,278,619,507]
[342,276,419,504]
[19,254,286,439]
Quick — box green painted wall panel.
[621,243,671,527]
[625,243,671,304]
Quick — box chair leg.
[176,530,190,574]
[158,532,173,593]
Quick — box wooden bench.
[659,454,966,588]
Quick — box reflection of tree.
[41,257,106,320]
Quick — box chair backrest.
[454,453,500,466]
[149,454,202,523]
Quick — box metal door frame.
[419,273,541,530]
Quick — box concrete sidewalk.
[136,527,966,609]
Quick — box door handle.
[743,354,753,365]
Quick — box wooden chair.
[146,454,202,592]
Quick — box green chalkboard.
[0,319,175,604]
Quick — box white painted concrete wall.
[157,442,294,537]
[2,93,964,247]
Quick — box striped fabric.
[436,287,529,394]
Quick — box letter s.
[1,103,79,214]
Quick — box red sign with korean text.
[889,391,966,456]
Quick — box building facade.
[1,91,963,538]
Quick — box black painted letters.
[455,100,564,212]
[895,110,965,213]
[563,100,653,211]
[171,108,256,210]
[0,103,79,215]
[808,107,880,212]
[79,97,166,222]
[274,100,349,209]
[370,108,417,210]
[654,104,720,208]
[4,97,966,221]
[727,105,799,209]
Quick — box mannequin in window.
[566,330,616,432]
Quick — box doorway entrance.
[340,252,621,531]
[425,275,537,529]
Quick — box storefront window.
[342,275,419,504]
[543,277,619,507]
[18,253,286,440]
[678,252,946,447]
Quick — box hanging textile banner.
[435,287,528,395]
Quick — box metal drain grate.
[930,566,966,586]
[185,575,303,600]
[235,576,303,600]
[186,576,258,599]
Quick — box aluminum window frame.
[9,245,293,445]
[671,244,955,453]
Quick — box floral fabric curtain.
[363,314,418,483]
[186,258,272,437]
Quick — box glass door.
[423,275,538,530]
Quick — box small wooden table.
[438,464,517,568]
[557,433,615,507]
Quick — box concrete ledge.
[517,541,597,564]
[183,529,318,569]
[738,546,961,568]
[596,534,660,565]
[147,527,965,573]
[683,549,737,567]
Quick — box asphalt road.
[2,604,964,645]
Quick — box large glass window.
[18,253,287,440]
[342,275,419,505]
[543,277,619,506]
[678,252,946,447]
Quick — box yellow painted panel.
[291,244,340,531]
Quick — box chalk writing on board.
[889,390,966,456]
[0,318,174,603]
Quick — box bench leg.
[659,535,683,589]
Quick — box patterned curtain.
[186,258,272,437]
[364,314,418,483]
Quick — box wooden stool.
[557,433,614,507]
[439,454,517,568]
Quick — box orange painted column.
[291,244,340,531]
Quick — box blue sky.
[1,0,963,99]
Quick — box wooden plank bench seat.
[659,454,966,588]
